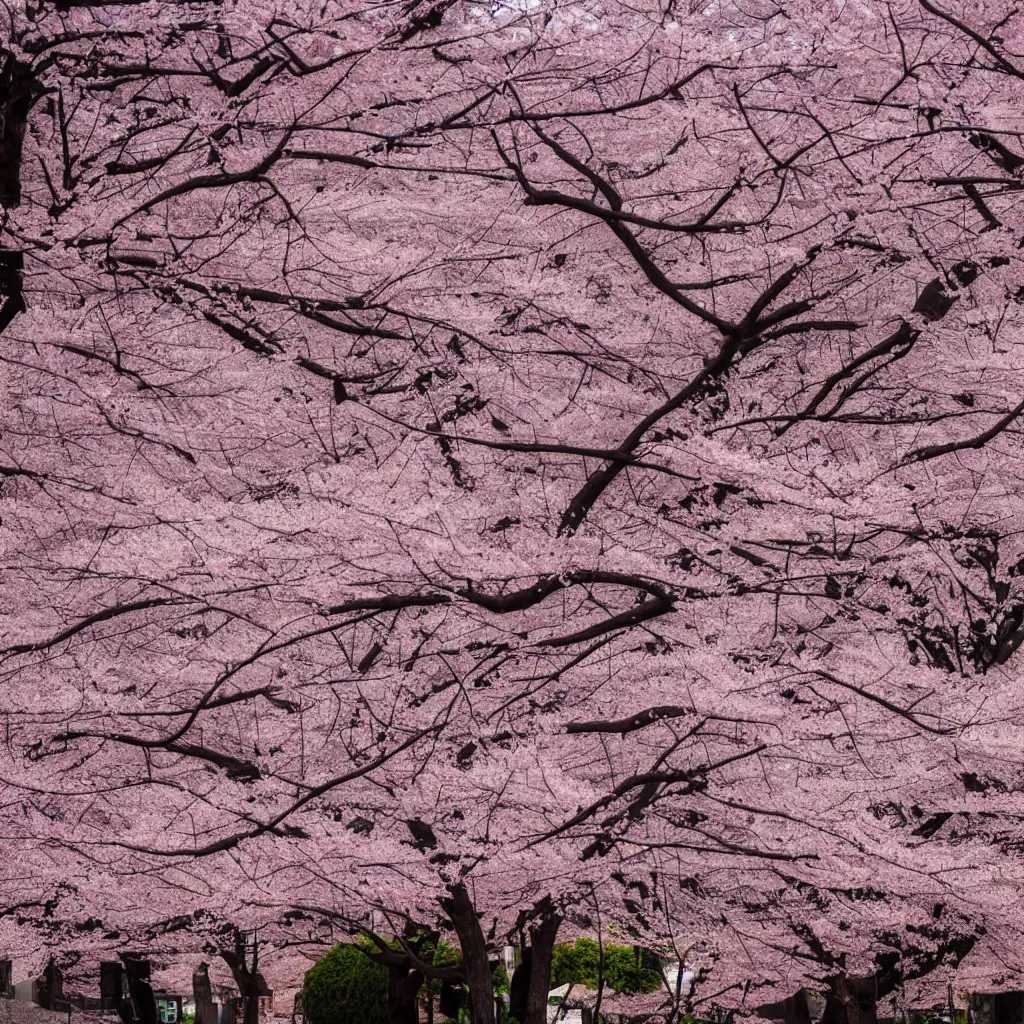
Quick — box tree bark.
[120,957,159,1024]
[822,977,876,1024]
[194,966,218,1024]
[387,966,424,1024]
[37,959,63,1011]
[524,911,562,1024]
[993,994,1024,1024]
[0,250,22,337]
[439,981,463,1020]
[439,883,495,1024]
[0,55,41,209]
[782,990,813,1024]
[509,948,531,1024]
[221,934,270,1024]
[244,989,260,1024]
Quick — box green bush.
[302,944,389,1024]
[492,963,510,997]
[421,937,462,997]
[551,939,662,994]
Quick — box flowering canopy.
[2,0,1024,1012]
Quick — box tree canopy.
[2,0,1024,1021]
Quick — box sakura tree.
[3,0,1024,1020]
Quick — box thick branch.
[566,706,693,735]
[905,397,1024,463]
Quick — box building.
[548,984,594,1024]
[154,991,185,1024]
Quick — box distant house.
[12,978,37,1002]
[154,990,185,1024]
[548,984,594,1024]
[12,961,64,1010]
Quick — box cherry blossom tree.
[3,0,1024,1021]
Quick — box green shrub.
[432,940,462,969]
[417,937,462,996]
[302,944,389,1024]
[492,963,510,997]
[551,939,662,994]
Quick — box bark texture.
[524,911,562,1024]
[194,965,218,1024]
[822,976,877,1024]
[440,883,495,1024]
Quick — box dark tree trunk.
[120,957,159,1024]
[0,55,42,209]
[439,982,463,1020]
[387,966,424,1024]
[782,990,813,1024]
[194,968,218,1024]
[37,959,63,1011]
[822,977,876,1024]
[994,994,1024,1024]
[0,250,25,336]
[227,977,260,1024]
[971,995,994,1024]
[509,948,532,1024]
[439,883,495,1024]
[524,911,562,1024]
[221,933,270,1024]
[101,963,125,1013]
[243,988,260,1024]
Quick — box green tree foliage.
[550,940,662,995]
[432,940,462,971]
[491,963,510,997]
[420,937,461,996]
[302,944,388,1024]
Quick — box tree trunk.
[387,966,424,1024]
[782,991,812,1024]
[240,982,260,1024]
[101,963,125,1012]
[221,935,270,1024]
[971,995,994,1024]
[121,957,159,1024]
[440,982,463,1020]
[439,883,495,1024]
[0,250,24,339]
[994,994,1024,1024]
[37,959,63,1011]
[194,966,218,1024]
[524,912,562,1024]
[822,977,876,1024]
[509,948,532,1024]
[0,55,41,209]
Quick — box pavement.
[0,1002,117,1024]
